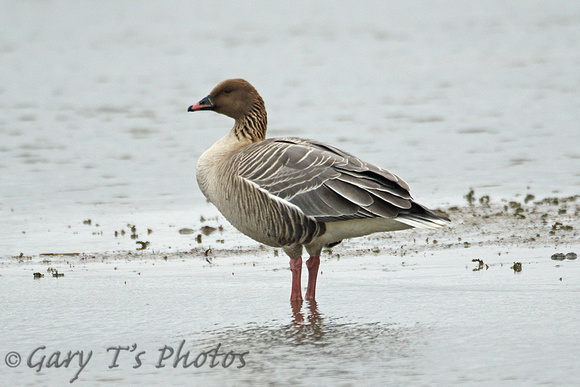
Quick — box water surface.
[1,1,580,385]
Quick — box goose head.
[188,78,261,121]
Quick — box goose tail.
[395,202,450,230]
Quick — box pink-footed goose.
[189,79,449,302]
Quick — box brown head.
[188,79,262,120]
[188,79,267,141]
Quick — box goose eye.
[223,88,232,94]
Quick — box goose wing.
[234,137,413,222]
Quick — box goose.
[188,79,449,302]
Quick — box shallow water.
[2,0,580,257]
[1,233,579,385]
[1,1,580,385]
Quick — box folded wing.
[235,137,415,223]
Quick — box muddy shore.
[4,193,578,271]
[1,194,579,386]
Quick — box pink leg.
[305,256,320,300]
[290,257,303,301]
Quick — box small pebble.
[566,252,577,260]
[551,253,566,261]
[200,225,217,236]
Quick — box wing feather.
[325,179,374,207]
[234,137,414,223]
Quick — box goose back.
[234,137,414,223]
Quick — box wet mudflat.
[1,197,579,385]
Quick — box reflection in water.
[290,300,324,342]
[195,302,425,384]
